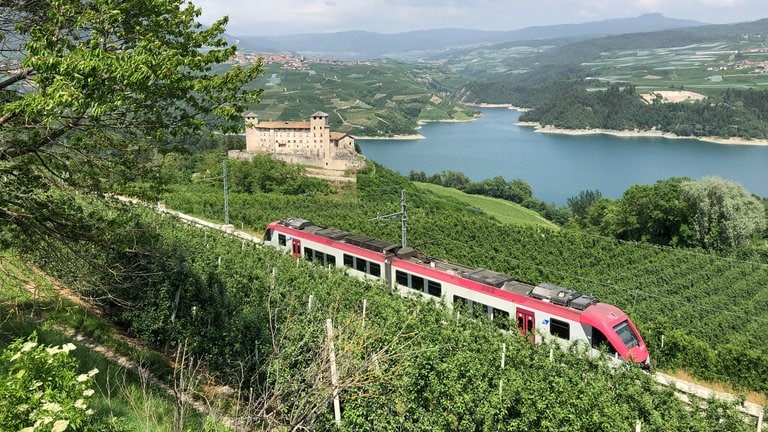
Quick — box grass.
[0,253,226,431]
[414,182,559,229]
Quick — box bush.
[0,333,99,431]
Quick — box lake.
[357,108,768,206]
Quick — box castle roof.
[312,111,329,117]
[330,131,350,140]
[256,121,311,129]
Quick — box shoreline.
[353,133,425,140]
[464,102,531,112]
[517,122,768,147]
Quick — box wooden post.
[635,419,642,432]
[499,343,506,397]
[326,319,341,425]
[308,294,314,312]
[362,299,367,327]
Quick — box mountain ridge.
[228,13,709,60]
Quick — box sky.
[190,0,768,36]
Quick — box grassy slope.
[0,253,219,431]
[414,181,558,229]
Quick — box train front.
[582,302,649,366]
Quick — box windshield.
[613,320,639,349]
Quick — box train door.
[291,238,301,258]
[516,308,535,342]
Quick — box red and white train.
[264,217,649,366]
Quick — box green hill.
[414,181,558,228]
[237,60,477,137]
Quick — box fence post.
[362,299,367,327]
[326,319,341,425]
[499,343,506,397]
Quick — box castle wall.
[241,111,362,172]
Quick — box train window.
[411,275,425,291]
[396,270,409,286]
[613,321,639,349]
[369,262,381,277]
[327,255,336,267]
[591,328,617,355]
[304,247,314,260]
[343,254,354,268]
[355,257,367,272]
[493,308,509,320]
[278,234,286,246]
[427,280,442,297]
[549,318,570,340]
[492,308,511,330]
[453,295,468,308]
[264,229,273,241]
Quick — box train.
[264,217,649,366]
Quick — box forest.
[519,84,768,140]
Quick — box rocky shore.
[516,122,768,147]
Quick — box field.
[241,61,477,136]
[583,41,768,94]
[414,182,558,228]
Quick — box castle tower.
[310,111,331,161]
[244,112,259,153]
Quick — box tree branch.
[0,116,81,161]
[0,67,33,91]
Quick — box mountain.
[231,14,707,60]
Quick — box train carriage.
[264,218,649,366]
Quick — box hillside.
[238,60,477,137]
[414,182,558,228]
[3,155,767,428]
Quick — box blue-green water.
[358,107,768,205]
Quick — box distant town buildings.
[231,111,363,173]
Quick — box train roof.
[271,218,600,313]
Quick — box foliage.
[519,83,768,140]
[581,177,767,251]
[567,189,602,221]
[0,0,263,254]
[12,195,756,430]
[680,176,766,250]
[0,333,98,432]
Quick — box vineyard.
[10,194,756,431]
[159,163,768,396]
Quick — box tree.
[0,0,262,248]
[567,189,602,221]
[615,178,693,246]
[680,177,766,250]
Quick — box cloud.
[190,0,768,36]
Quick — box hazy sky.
[190,0,767,36]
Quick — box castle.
[232,111,363,173]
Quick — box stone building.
[235,111,362,172]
